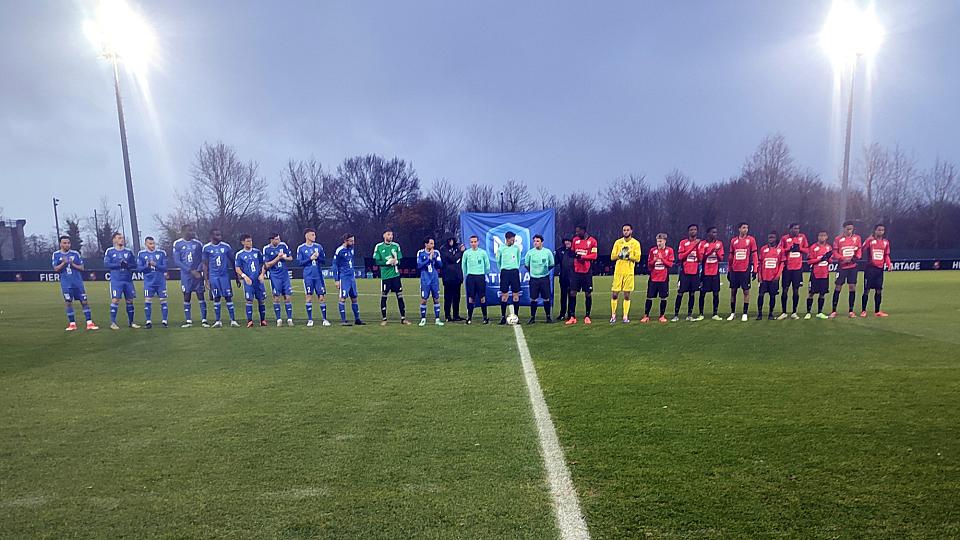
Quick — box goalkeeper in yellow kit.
[610,223,643,323]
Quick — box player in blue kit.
[235,234,268,327]
[416,237,444,327]
[173,225,207,328]
[202,229,239,327]
[263,233,294,327]
[137,236,168,328]
[104,232,139,330]
[296,228,331,327]
[332,233,365,326]
[52,235,98,331]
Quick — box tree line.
[19,134,959,261]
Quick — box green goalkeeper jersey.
[524,246,555,278]
[373,242,402,279]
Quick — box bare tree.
[537,185,560,210]
[923,158,959,248]
[464,183,496,212]
[857,143,919,224]
[178,141,269,227]
[425,178,464,237]
[84,197,119,256]
[334,155,420,229]
[501,179,534,212]
[278,158,334,234]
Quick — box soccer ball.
[506,314,519,325]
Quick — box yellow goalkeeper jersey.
[610,237,642,274]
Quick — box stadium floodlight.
[83,0,156,253]
[820,0,884,228]
[820,1,884,66]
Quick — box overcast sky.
[2,0,958,239]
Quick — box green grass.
[2,273,959,538]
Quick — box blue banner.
[459,209,556,305]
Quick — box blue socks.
[66,307,75,323]
[160,301,168,322]
[184,302,192,321]
[433,302,441,319]
[273,303,282,320]
[420,304,427,318]
[214,302,222,321]
[285,302,293,319]
[306,303,313,320]
[82,307,92,321]
[258,302,266,321]
[246,303,254,321]
[320,303,327,320]
[351,302,360,321]
[110,303,118,324]
[199,300,207,321]
[126,303,135,324]
[338,302,347,322]
[227,301,235,321]
[145,302,152,322]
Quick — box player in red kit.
[861,223,893,317]
[757,232,785,320]
[727,222,759,322]
[566,225,598,325]
[672,224,701,321]
[778,222,808,319]
[642,233,674,323]
[697,226,724,320]
[805,231,833,319]
[830,220,862,318]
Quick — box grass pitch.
[1,272,958,538]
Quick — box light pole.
[118,203,126,241]
[53,197,61,238]
[84,0,157,253]
[820,0,884,228]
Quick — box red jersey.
[832,234,862,270]
[807,243,833,279]
[698,240,724,276]
[779,233,809,271]
[758,244,784,281]
[677,238,702,275]
[728,235,759,272]
[647,246,675,282]
[863,237,892,269]
[571,235,598,274]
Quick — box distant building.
[0,220,26,260]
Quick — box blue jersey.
[51,250,84,290]
[172,238,203,272]
[417,249,442,282]
[203,242,233,278]
[332,245,356,282]
[137,249,168,289]
[104,246,136,283]
[263,242,292,279]
[235,248,264,279]
[297,242,326,280]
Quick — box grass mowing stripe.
[513,324,591,540]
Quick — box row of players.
[49,220,892,330]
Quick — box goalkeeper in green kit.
[373,229,410,325]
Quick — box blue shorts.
[180,271,205,294]
[304,276,326,296]
[420,278,440,299]
[208,276,234,299]
[244,281,266,301]
[110,281,137,300]
[144,283,168,298]
[270,274,293,296]
[61,285,87,302]
[338,280,358,300]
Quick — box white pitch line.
[512,324,591,540]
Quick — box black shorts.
[678,273,700,293]
[381,276,402,294]
[529,276,551,300]
[571,272,593,293]
[759,280,779,295]
[465,274,486,300]
[728,270,752,290]
[835,267,859,286]
[864,266,884,290]
[781,269,802,289]
[646,279,669,298]
[500,269,521,293]
[701,274,721,293]
[810,277,829,295]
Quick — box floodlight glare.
[83,0,156,75]
[820,0,885,65]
